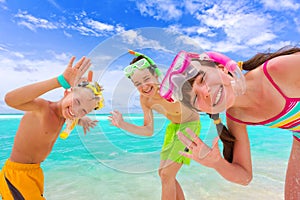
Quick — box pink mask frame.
[159,50,246,102]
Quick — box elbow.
[144,131,153,137]
[240,174,253,186]
[143,126,153,137]
[4,92,14,107]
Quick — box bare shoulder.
[139,95,150,109]
[268,53,300,78]
[34,98,51,111]
[267,53,300,93]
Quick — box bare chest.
[148,98,181,116]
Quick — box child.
[109,50,201,200]
[0,56,104,199]
[160,47,300,199]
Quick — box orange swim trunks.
[0,159,45,200]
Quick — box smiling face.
[189,61,236,114]
[61,87,99,119]
[130,68,160,97]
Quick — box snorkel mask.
[159,50,246,102]
[124,50,163,81]
[77,81,104,110]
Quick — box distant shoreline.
[0,112,208,116]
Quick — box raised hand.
[78,116,98,135]
[108,110,124,128]
[178,128,222,168]
[63,56,91,87]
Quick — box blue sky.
[0,0,299,113]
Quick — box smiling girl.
[160,46,300,199]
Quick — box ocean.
[0,113,292,200]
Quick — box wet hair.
[127,55,156,79]
[242,46,300,71]
[181,45,300,163]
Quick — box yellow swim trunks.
[0,160,45,200]
[160,120,201,165]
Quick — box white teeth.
[214,86,223,106]
[144,86,152,93]
[69,108,75,117]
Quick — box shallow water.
[0,114,292,199]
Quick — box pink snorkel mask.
[159,50,246,102]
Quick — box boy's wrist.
[57,74,71,89]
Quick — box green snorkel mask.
[124,50,163,80]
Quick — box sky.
[0,0,299,113]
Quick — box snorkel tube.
[206,51,246,96]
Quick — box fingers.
[177,131,196,150]
[73,57,91,75]
[212,137,220,149]
[113,110,121,115]
[186,128,203,145]
[80,58,91,73]
[68,56,76,68]
[74,56,85,69]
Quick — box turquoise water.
[0,114,293,199]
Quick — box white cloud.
[258,41,293,52]
[261,0,300,11]
[197,4,274,43]
[47,0,62,11]
[120,30,166,51]
[85,19,114,32]
[70,14,125,37]
[14,11,58,31]
[11,52,25,58]
[174,34,204,51]
[69,25,97,36]
[63,30,72,38]
[47,50,72,61]
[136,0,182,21]
[168,24,215,37]
[0,45,8,52]
[13,10,125,37]
[183,0,207,15]
[0,53,70,113]
[0,46,25,58]
[294,17,300,33]
[246,32,277,46]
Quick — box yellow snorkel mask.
[77,81,104,110]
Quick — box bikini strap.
[263,60,288,99]
[226,112,251,125]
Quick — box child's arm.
[5,56,90,111]
[178,118,252,185]
[78,116,98,135]
[213,118,252,185]
[108,97,154,137]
